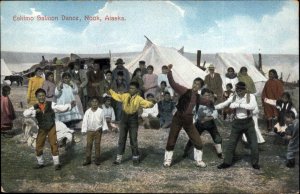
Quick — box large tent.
[215,53,268,95]
[124,38,207,88]
[1,59,12,83]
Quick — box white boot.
[113,154,122,165]
[53,155,61,170]
[214,144,223,158]
[36,155,44,165]
[194,148,206,167]
[163,150,173,167]
[52,155,60,165]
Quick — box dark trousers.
[36,125,59,156]
[184,120,222,153]
[224,117,259,165]
[85,130,102,162]
[117,112,139,156]
[166,112,203,151]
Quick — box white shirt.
[224,77,239,92]
[81,107,108,133]
[215,93,257,119]
[141,103,159,118]
[23,102,72,118]
[101,104,116,121]
[157,73,174,96]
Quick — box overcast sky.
[1,0,299,54]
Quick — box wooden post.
[197,50,201,67]
[258,53,262,71]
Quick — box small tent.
[1,59,12,83]
[124,38,207,88]
[215,53,268,95]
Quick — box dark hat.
[139,60,146,64]
[115,58,125,65]
[235,81,246,90]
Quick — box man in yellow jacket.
[109,81,154,166]
[27,68,45,106]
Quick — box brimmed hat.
[208,64,215,69]
[115,58,125,65]
[235,81,247,90]
[139,60,146,64]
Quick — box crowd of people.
[1,58,298,171]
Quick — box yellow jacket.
[109,89,153,114]
[27,76,45,106]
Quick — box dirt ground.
[1,85,299,193]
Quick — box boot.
[95,157,101,166]
[33,155,45,169]
[163,150,173,167]
[52,155,61,170]
[286,159,295,168]
[214,144,223,159]
[194,148,207,168]
[132,155,140,166]
[82,159,91,166]
[113,154,122,165]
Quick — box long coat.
[204,73,223,103]
[261,79,284,118]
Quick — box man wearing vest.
[215,81,260,170]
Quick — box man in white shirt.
[157,65,174,98]
[81,96,108,166]
[215,81,260,170]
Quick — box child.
[108,81,153,165]
[156,81,169,102]
[41,71,56,101]
[141,93,160,129]
[1,86,16,131]
[283,111,299,168]
[183,88,223,159]
[157,91,176,128]
[81,96,108,166]
[222,83,234,121]
[264,92,298,134]
[102,94,118,133]
[23,88,76,170]
[157,65,174,97]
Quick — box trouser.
[184,121,222,152]
[287,151,298,160]
[86,130,102,161]
[117,112,139,156]
[160,115,172,128]
[36,125,59,156]
[224,117,259,165]
[115,102,123,122]
[166,112,203,151]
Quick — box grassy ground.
[1,85,299,193]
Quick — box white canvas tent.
[1,58,12,84]
[125,38,207,88]
[215,53,268,95]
